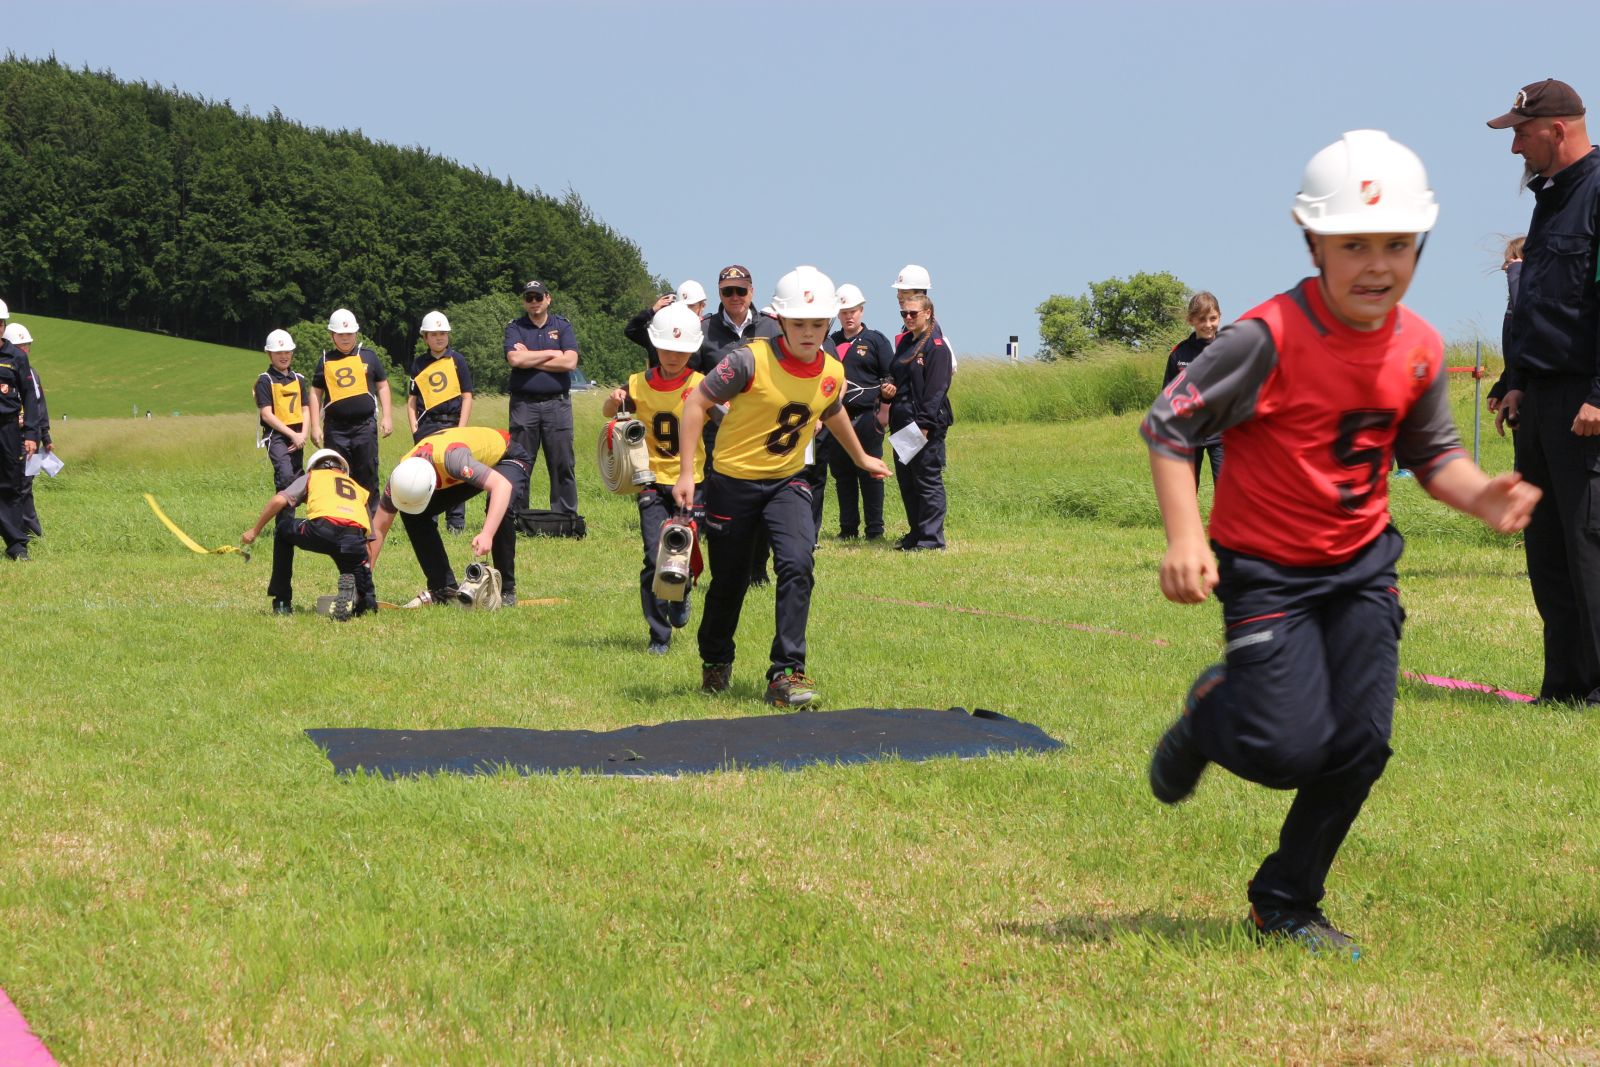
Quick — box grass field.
[4,355,1598,1064]
[8,314,269,421]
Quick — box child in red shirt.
[1140,131,1540,957]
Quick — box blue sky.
[8,0,1600,357]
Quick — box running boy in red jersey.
[673,266,889,707]
[1141,131,1540,957]
[604,301,708,653]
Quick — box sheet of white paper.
[27,451,64,477]
[889,422,927,464]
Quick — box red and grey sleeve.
[1394,359,1467,482]
[697,348,756,403]
[281,474,310,506]
[1140,319,1277,460]
[442,445,492,491]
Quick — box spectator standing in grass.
[625,281,708,371]
[1485,235,1524,414]
[1487,80,1600,705]
[309,308,392,510]
[3,322,48,537]
[810,283,895,540]
[888,292,953,550]
[504,279,580,516]
[1142,130,1539,957]
[255,329,310,492]
[0,298,40,561]
[408,311,474,535]
[1162,292,1225,486]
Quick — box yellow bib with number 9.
[415,357,463,411]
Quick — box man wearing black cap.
[1488,79,1600,704]
[504,279,581,515]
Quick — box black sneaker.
[1250,905,1361,960]
[764,669,819,709]
[647,641,670,656]
[701,662,732,694]
[272,599,293,616]
[330,573,357,621]
[667,598,691,629]
[1149,664,1224,804]
[7,544,29,562]
[501,591,517,608]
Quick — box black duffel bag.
[515,509,587,539]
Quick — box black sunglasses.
[900,309,925,319]
[720,286,749,298]
[523,292,548,302]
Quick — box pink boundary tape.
[1403,670,1534,704]
[0,988,57,1067]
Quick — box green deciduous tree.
[1035,272,1192,360]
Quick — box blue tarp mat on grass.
[305,707,1061,778]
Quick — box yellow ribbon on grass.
[143,493,246,556]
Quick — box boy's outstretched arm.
[1150,449,1217,604]
[1419,457,1541,533]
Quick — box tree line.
[0,55,659,384]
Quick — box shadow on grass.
[1536,914,1600,962]
[1000,911,1246,950]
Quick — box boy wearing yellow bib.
[604,302,707,653]
[254,329,310,491]
[370,427,531,606]
[241,448,377,619]
[407,311,475,534]
[309,308,392,510]
[672,267,890,707]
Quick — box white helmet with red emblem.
[647,301,704,354]
[770,266,837,320]
[1292,130,1439,235]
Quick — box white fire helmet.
[420,311,451,334]
[648,301,706,354]
[836,283,866,310]
[306,448,350,474]
[264,329,295,353]
[892,264,931,291]
[327,308,360,333]
[676,280,707,305]
[1292,130,1439,235]
[3,322,33,346]
[389,456,438,514]
[770,266,838,320]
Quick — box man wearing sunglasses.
[504,279,581,516]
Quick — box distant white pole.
[1006,335,1019,362]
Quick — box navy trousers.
[268,516,375,608]
[894,434,947,549]
[0,422,28,556]
[509,394,577,515]
[636,486,701,645]
[324,420,380,514]
[266,434,304,492]
[1189,528,1404,913]
[1515,376,1600,702]
[697,471,816,678]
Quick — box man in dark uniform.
[4,322,49,538]
[505,279,580,515]
[810,283,895,540]
[309,308,392,510]
[0,298,40,561]
[255,329,310,492]
[1488,79,1600,704]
